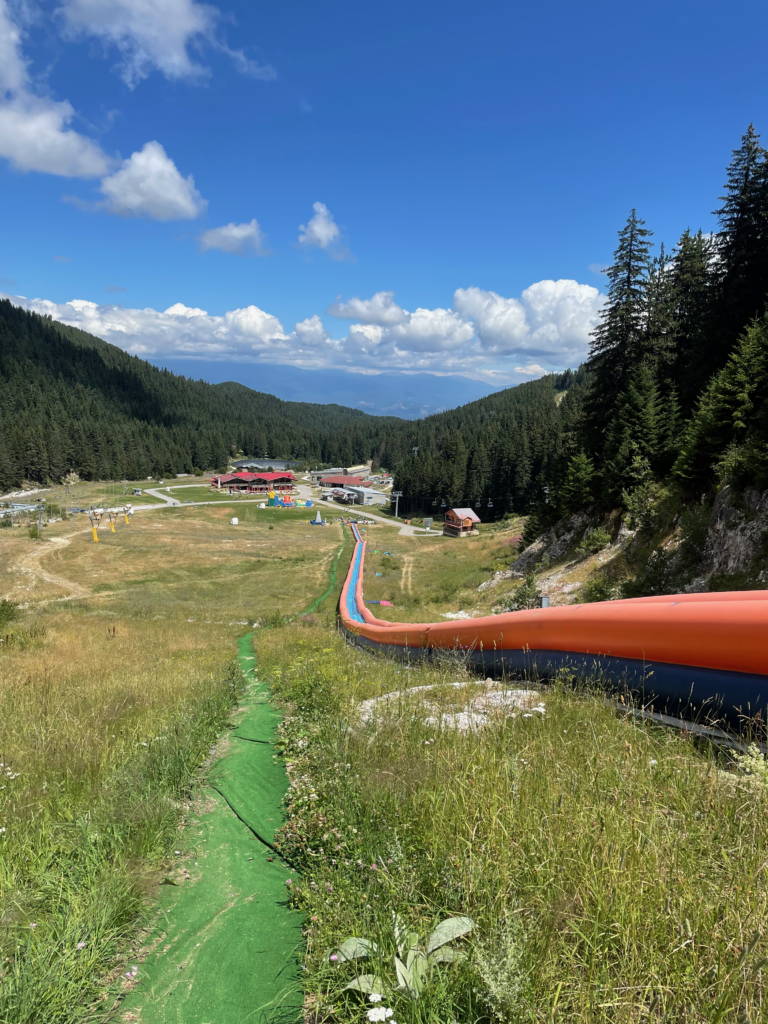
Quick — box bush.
[576,526,611,556]
[0,600,18,631]
[499,572,541,611]
[577,574,620,603]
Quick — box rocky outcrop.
[477,513,590,591]
[703,486,768,577]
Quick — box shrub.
[499,572,540,611]
[576,526,611,556]
[577,574,619,603]
[0,600,18,631]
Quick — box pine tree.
[584,210,654,454]
[669,229,713,408]
[644,242,676,366]
[705,125,768,381]
[602,364,660,500]
[559,450,596,512]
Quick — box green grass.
[0,507,344,1022]
[260,624,768,1024]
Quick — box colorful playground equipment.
[339,525,768,728]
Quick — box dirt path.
[14,534,91,603]
[401,554,414,594]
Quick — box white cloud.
[514,363,548,377]
[3,276,605,383]
[298,201,338,249]
[454,279,604,363]
[0,0,28,94]
[298,201,352,260]
[328,291,407,325]
[99,141,206,220]
[0,0,111,177]
[294,314,331,346]
[58,0,276,88]
[199,219,268,256]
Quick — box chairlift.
[432,498,437,506]
[487,498,494,508]
[475,498,480,507]
[440,498,446,508]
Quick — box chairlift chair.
[487,498,493,508]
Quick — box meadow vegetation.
[359,518,525,621]
[0,504,343,1023]
[262,624,768,1023]
[3,497,768,1024]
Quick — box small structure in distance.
[342,484,388,506]
[443,508,481,537]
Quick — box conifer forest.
[3,125,768,531]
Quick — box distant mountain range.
[145,358,505,419]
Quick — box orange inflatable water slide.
[339,525,768,726]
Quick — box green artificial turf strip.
[122,634,302,1024]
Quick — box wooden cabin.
[443,507,481,537]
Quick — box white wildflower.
[368,993,383,1003]
[366,1008,394,1022]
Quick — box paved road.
[294,482,440,536]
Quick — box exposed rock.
[477,513,589,592]
[357,680,543,733]
[703,485,768,577]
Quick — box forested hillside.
[386,125,768,530]
[0,301,398,488]
[4,124,768,522]
[378,369,584,517]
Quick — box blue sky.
[1,0,767,412]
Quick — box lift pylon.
[87,508,103,543]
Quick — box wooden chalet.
[443,507,481,537]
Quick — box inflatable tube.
[339,525,768,727]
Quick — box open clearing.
[1,506,767,1024]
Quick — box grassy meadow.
[3,499,768,1023]
[359,517,526,621]
[0,503,346,1022]
[262,623,768,1024]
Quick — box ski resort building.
[318,475,365,488]
[211,472,295,493]
[443,507,481,537]
[342,485,388,506]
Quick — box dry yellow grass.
[0,504,343,824]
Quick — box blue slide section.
[345,526,365,624]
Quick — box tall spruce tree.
[703,125,768,386]
[583,210,653,456]
[669,228,713,409]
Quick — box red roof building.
[319,475,365,487]
[443,507,481,537]
[212,472,295,493]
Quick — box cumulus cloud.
[58,0,275,88]
[328,291,408,325]
[297,201,353,260]
[514,363,548,377]
[199,218,268,256]
[0,0,111,177]
[454,279,604,363]
[99,141,206,220]
[0,0,207,223]
[3,276,605,383]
